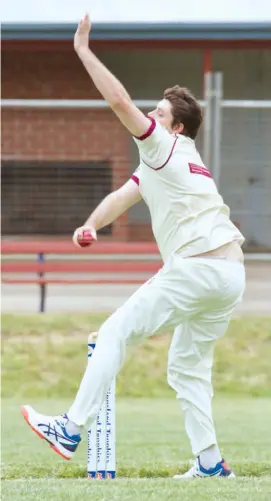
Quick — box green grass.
[2,397,271,500]
[1,314,271,398]
[2,314,271,500]
[3,478,271,501]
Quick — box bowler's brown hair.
[164,86,202,139]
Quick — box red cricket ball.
[77,230,94,247]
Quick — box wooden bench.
[1,240,161,312]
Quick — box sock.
[199,444,222,470]
[65,418,82,437]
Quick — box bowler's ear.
[173,123,184,134]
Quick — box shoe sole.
[20,406,71,461]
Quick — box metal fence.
[220,104,271,251]
[1,160,112,235]
[2,85,271,252]
[203,73,271,251]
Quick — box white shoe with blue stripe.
[173,457,235,478]
[21,405,81,460]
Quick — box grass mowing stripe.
[2,315,271,397]
[2,478,271,501]
[2,398,271,479]
[3,463,271,480]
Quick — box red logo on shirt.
[188,163,212,178]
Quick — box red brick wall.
[2,47,132,240]
[2,47,102,98]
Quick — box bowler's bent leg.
[68,274,180,429]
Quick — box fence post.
[37,252,46,313]
[203,72,213,169]
[212,72,223,188]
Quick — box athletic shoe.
[20,405,81,460]
[173,457,235,478]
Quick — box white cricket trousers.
[68,253,245,456]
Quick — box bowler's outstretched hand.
[74,13,91,53]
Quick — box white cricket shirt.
[132,117,244,263]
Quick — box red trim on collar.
[135,117,156,140]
